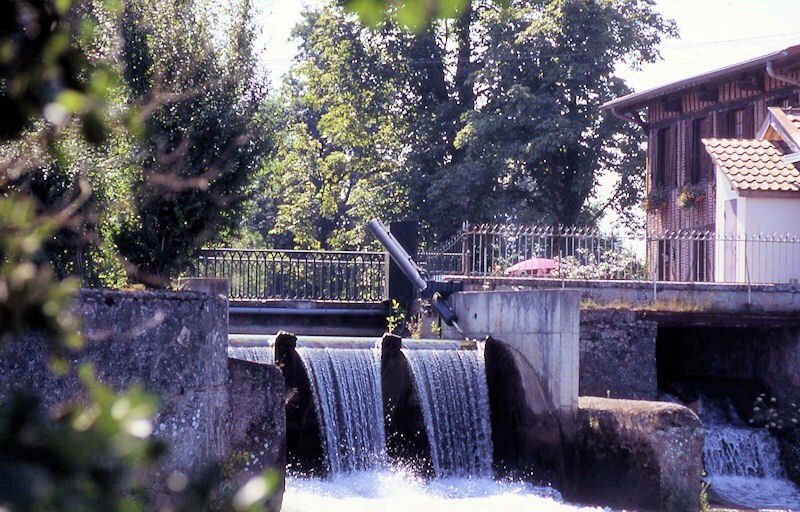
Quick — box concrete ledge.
[454,276,800,314]
[569,397,704,512]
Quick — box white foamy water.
[704,426,800,511]
[403,347,493,478]
[281,470,606,512]
[698,395,800,511]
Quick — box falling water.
[402,346,493,478]
[227,345,274,364]
[700,397,800,511]
[297,347,386,474]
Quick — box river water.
[282,469,605,512]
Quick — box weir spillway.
[228,333,495,479]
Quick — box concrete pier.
[442,290,581,423]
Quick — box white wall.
[714,165,800,284]
[715,167,747,282]
[742,196,800,284]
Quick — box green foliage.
[0,0,120,142]
[0,196,82,361]
[344,0,469,30]
[749,394,800,485]
[265,0,676,246]
[0,1,280,510]
[260,6,409,250]
[386,299,407,334]
[110,0,270,286]
[0,367,162,511]
[451,0,675,228]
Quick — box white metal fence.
[454,223,800,285]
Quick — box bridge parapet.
[454,276,800,315]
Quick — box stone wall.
[0,288,273,497]
[580,309,658,400]
[569,397,704,512]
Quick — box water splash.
[700,396,800,511]
[227,345,274,364]
[282,470,603,512]
[297,348,386,473]
[402,346,493,478]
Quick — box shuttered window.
[689,116,712,184]
[655,125,677,188]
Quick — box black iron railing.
[193,248,387,301]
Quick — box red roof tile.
[784,108,800,133]
[702,138,800,193]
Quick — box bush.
[749,393,800,484]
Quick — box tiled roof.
[702,138,800,193]
[785,108,800,132]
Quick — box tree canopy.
[253,0,676,247]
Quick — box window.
[655,125,677,188]
[733,109,745,138]
[769,95,795,108]
[719,105,754,139]
[689,117,712,184]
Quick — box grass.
[580,296,712,313]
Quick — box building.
[602,44,800,282]
[705,107,800,284]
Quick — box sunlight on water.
[282,470,606,512]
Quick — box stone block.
[569,397,704,512]
[579,309,658,400]
[227,359,285,512]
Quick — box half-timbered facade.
[602,44,800,281]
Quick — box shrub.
[749,393,800,484]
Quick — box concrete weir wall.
[443,290,581,420]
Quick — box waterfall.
[705,427,784,478]
[402,346,493,478]
[297,347,386,474]
[227,345,274,364]
[702,400,800,511]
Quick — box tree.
[266,0,675,245]
[110,0,270,286]
[451,0,675,228]
[262,6,409,250]
[0,1,278,508]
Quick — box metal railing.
[461,223,800,285]
[418,252,463,277]
[193,248,387,301]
